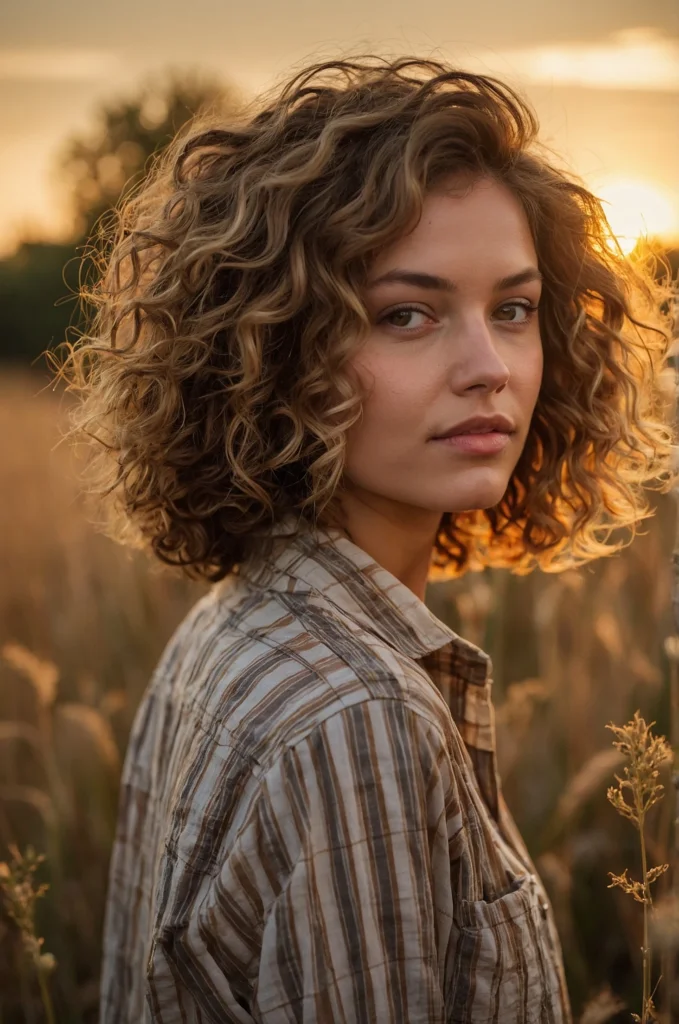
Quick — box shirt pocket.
[448,872,556,1024]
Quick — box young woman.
[57,55,676,1023]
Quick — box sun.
[594,178,679,254]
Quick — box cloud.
[0,48,124,82]
[474,27,679,92]
[2,26,677,92]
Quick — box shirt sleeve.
[147,697,454,1023]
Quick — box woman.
[56,55,676,1023]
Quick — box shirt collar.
[237,512,492,683]
[236,513,499,819]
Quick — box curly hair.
[51,54,679,584]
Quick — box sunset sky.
[1,0,678,257]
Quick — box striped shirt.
[100,515,572,1023]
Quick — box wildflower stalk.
[606,711,673,1023]
[0,844,57,1024]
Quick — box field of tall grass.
[1,366,678,1022]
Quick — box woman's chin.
[438,477,510,513]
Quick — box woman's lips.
[431,431,512,454]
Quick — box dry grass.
[1,366,678,1022]
[0,369,206,1021]
[605,713,673,1022]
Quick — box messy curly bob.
[53,54,678,584]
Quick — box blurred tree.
[58,68,244,240]
[0,69,245,367]
[0,242,79,366]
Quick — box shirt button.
[540,901,549,918]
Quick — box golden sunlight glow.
[595,178,679,254]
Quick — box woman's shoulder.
[143,574,447,769]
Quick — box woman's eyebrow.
[366,267,543,292]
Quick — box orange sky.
[1,1,678,256]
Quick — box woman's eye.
[380,307,432,330]
[495,302,539,323]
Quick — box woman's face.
[341,174,544,525]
